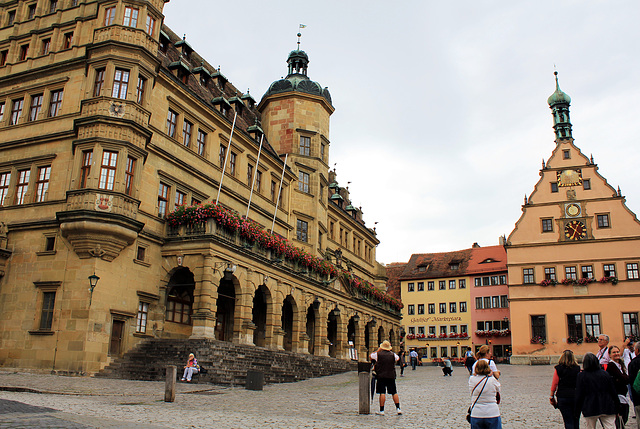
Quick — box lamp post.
[88,272,100,306]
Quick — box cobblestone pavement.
[0,365,633,428]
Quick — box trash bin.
[246,370,264,390]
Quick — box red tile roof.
[399,248,473,280]
[385,263,406,300]
[467,245,507,275]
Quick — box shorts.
[376,378,398,395]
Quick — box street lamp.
[88,272,100,306]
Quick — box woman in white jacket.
[468,359,502,428]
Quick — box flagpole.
[245,134,264,218]
[215,111,238,205]
[271,153,288,234]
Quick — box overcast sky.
[162,1,640,264]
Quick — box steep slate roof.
[399,248,473,281]
[385,263,407,300]
[467,245,507,275]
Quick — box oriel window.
[112,69,129,99]
[80,150,92,188]
[123,7,139,28]
[124,156,135,195]
[35,166,51,202]
[98,151,118,190]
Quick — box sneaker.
[180,378,186,381]
[375,411,385,416]
[397,409,402,415]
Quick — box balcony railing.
[93,25,158,54]
[65,189,140,218]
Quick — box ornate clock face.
[565,220,587,240]
[565,203,581,217]
[557,169,583,187]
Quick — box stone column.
[264,285,281,349]
[190,253,219,339]
[336,314,348,359]
[316,308,329,357]
[356,320,367,361]
[234,272,256,345]
[273,327,286,350]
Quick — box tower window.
[583,179,591,190]
[299,136,311,156]
[563,150,571,159]
[551,182,558,193]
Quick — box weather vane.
[297,24,306,49]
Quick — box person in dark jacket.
[627,342,640,427]
[550,350,580,429]
[607,345,630,427]
[576,352,619,429]
[370,340,402,416]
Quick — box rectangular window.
[299,136,311,156]
[474,278,481,287]
[417,282,424,291]
[145,15,156,35]
[427,281,434,291]
[39,291,56,330]
[49,89,63,117]
[440,326,447,335]
[583,179,591,190]
[500,295,508,308]
[417,304,425,315]
[408,327,415,336]
[182,120,192,147]
[460,302,467,312]
[499,275,507,284]
[475,297,483,309]
[407,283,414,292]
[439,303,446,314]
[104,6,116,26]
[174,190,185,208]
[563,149,571,159]
[63,32,73,49]
[407,305,415,315]
[0,172,10,205]
[49,0,58,13]
[597,214,610,228]
[196,130,206,156]
[298,171,309,193]
[136,76,146,103]
[229,152,237,175]
[567,314,583,340]
[531,315,546,342]
[417,326,425,335]
[166,109,178,138]
[15,169,30,204]
[0,50,7,66]
[35,166,51,202]
[459,279,466,289]
[483,277,490,286]
[623,313,639,339]
[428,303,435,314]
[492,296,500,309]
[603,264,616,278]
[542,218,553,232]
[565,266,577,280]
[219,145,227,168]
[627,263,639,280]
[584,314,601,338]
[98,151,117,190]
[449,280,456,289]
[29,94,43,121]
[523,268,534,284]
[544,267,556,280]
[296,219,308,242]
[247,164,254,186]
[123,7,139,27]
[124,156,135,195]
[112,69,129,99]
[10,98,24,125]
[491,276,499,285]
[136,302,149,333]
[79,150,92,188]
[483,296,491,309]
[28,5,36,19]
[439,281,445,290]
[551,182,558,193]
[94,68,105,97]
[8,10,16,25]
[430,347,438,358]
[0,102,4,121]
[581,265,593,279]
[158,182,169,218]
[42,38,51,55]
[449,302,457,313]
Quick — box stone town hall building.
[0,0,401,374]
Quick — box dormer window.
[168,60,191,85]
[212,71,228,91]
[449,263,460,271]
[174,37,193,61]
[481,258,495,264]
[159,32,170,54]
[229,97,244,116]
[211,97,231,116]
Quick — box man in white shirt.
[596,334,610,368]
[409,348,418,370]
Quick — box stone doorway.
[109,320,125,356]
[327,309,338,358]
[281,295,295,351]
[306,306,316,355]
[252,285,269,347]
[215,278,235,342]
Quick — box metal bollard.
[165,365,176,402]
[246,370,264,391]
[358,361,371,414]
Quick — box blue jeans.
[557,397,579,429]
[411,358,417,370]
[470,416,502,429]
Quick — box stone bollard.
[165,365,176,402]
[246,370,264,391]
[358,361,371,415]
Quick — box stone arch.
[389,328,396,350]
[215,272,240,342]
[377,325,385,346]
[281,294,297,352]
[306,298,320,354]
[252,284,272,347]
[165,267,195,326]
[327,307,341,358]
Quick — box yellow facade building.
[506,73,640,364]
[0,0,401,374]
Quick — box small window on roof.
[450,263,459,270]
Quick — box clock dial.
[557,169,583,187]
[564,220,587,240]
[565,203,581,217]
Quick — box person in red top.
[370,340,402,416]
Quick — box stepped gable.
[385,263,407,300]
[158,26,279,159]
[97,339,357,385]
[400,249,473,280]
[467,245,506,275]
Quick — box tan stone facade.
[0,0,400,374]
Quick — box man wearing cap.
[370,340,402,416]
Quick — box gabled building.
[506,73,640,364]
[0,0,401,374]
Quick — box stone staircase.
[95,338,358,385]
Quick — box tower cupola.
[547,71,572,141]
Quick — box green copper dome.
[547,71,571,106]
